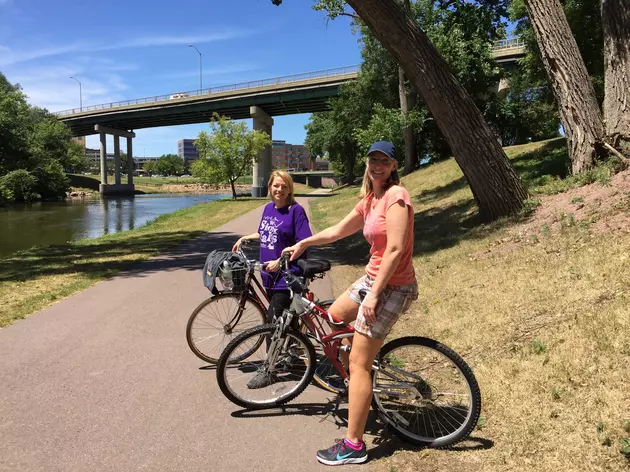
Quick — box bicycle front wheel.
[217,324,316,409]
[186,293,266,364]
[372,336,481,447]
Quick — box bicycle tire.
[372,336,481,447]
[216,324,316,410]
[305,299,346,394]
[186,292,266,364]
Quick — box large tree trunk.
[398,0,418,175]
[602,0,630,146]
[346,0,527,220]
[523,0,605,174]
[399,66,419,174]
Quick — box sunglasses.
[368,156,394,166]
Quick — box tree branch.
[603,141,630,165]
[339,12,360,19]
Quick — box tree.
[192,114,271,199]
[281,0,528,220]
[155,154,184,176]
[522,0,605,173]
[143,160,156,177]
[602,0,630,147]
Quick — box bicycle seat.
[297,259,331,278]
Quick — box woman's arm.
[283,208,364,260]
[361,201,409,324]
[232,232,260,252]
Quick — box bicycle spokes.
[373,341,479,446]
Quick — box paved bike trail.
[0,191,379,472]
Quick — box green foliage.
[0,170,39,203]
[31,160,70,200]
[505,0,604,144]
[192,113,271,199]
[304,0,514,178]
[0,71,79,202]
[143,160,157,176]
[530,338,547,354]
[354,103,427,158]
[154,154,185,176]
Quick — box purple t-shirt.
[259,202,312,290]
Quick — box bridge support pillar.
[250,106,273,198]
[95,125,136,196]
[99,131,108,184]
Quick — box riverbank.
[309,139,630,472]
[0,198,265,327]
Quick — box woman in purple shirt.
[232,170,312,387]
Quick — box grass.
[0,198,265,327]
[310,139,630,472]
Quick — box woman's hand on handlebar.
[264,258,281,272]
[282,241,306,261]
[232,238,243,252]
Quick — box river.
[0,193,229,258]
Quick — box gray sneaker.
[246,371,279,389]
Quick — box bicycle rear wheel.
[217,324,316,409]
[186,293,266,364]
[372,336,481,447]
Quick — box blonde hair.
[358,164,401,199]
[268,170,296,206]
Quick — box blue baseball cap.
[367,141,397,162]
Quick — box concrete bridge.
[55,39,525,197]
[289,171,338,188]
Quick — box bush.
[0,184,14,204]
[31,160,70,200]
[0,170,39,203]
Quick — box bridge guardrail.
[493,37,525,50]
[55,65,360,117]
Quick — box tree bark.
[523,0,605,174]
[399,66,419,174]
[602,0,630,146]
[230,180,237,200]
[346,0,527,220]
[398,0,418,175]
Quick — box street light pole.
[188,44,202,93]
[69,76,82,111]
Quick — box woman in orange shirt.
[284,141,418,466]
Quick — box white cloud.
[0,28,256,67]
[6,63,129,113]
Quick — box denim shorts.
[347,274,418,339]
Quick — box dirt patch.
[472,169,630,261]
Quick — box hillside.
[310,139,630,472]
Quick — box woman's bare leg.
[326,291,360,369]
[346,332,383,443]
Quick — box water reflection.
[0,193,229,257]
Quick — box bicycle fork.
[264,311,295,371]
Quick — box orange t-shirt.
[354,185,416,286]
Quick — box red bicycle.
[216,254,482,447]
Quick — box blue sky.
[0,0,362,157]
